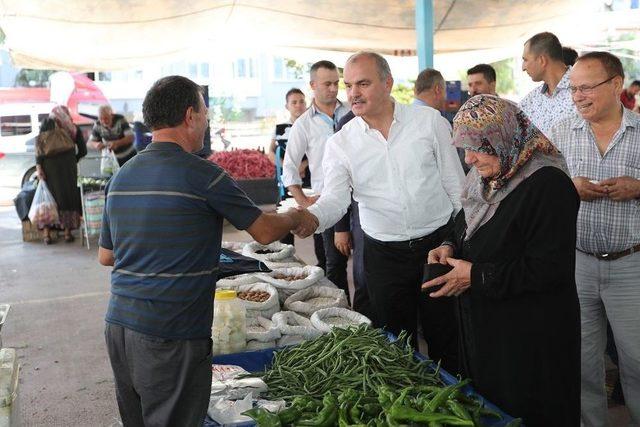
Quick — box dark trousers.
[105,323,212,427]
[321,226,349,301]
[421,290,459,373]
[313,233,326,270]
[363,223,457,360]
[350,201,376,323]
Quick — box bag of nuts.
[234,282,280,319]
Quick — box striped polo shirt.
[99,142,262,339]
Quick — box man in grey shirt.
[550,51,640,426]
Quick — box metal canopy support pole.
[416,0,434,70]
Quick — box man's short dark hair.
[142,76,203,131]
[466,64,496,83]
[526,32,564,62]
[576,51,625,80]
[310,60,337,80]
[562,47,579,66]
[415,68,445,94]
[285,88,304,102]
[631,80,640,87]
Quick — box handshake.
[286,207,319,238]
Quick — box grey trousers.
[576,250,640,426]
[105,323,212,427]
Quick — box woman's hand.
[427,245,454,265]
[421,258,472,297]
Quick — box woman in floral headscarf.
[422,96,580,426]
[35,105,87,244]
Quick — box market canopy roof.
[0,0,634,71]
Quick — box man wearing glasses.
[519,32,576,135]
[550,52,640,426]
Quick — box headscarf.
[452,95,568,240]
[49,105,77,139]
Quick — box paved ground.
[0,188,632,425]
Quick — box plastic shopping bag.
[28,180,59,226]
[100,148,120,176]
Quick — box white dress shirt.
[308,102,464,242]
[281,100,350,194]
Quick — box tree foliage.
[14,69,55,87]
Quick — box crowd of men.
[96,30,639,426]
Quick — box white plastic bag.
[259,266,325,303]
[246,316,281,342]
[100,148,120,176]
[310,307,372,333]
[284,286,349,317]
[28,180,59,226]
[272,311,321,345]
[217,273,262,289]
[210,364,268,400]
[221,241,246,253]
[236,282,279,319]
[243,241,295,262]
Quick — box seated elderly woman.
[422,95,580,426]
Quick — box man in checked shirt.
[550,51,640,426]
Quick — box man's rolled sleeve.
[281,121,307,188]
[206,171,262,230]
[308,139,351,232]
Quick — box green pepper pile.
[242,325,521,426]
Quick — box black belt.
[578,243,640,261]
[365,220,453,250]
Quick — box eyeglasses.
[569,75,616,95]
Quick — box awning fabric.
[0,0,631,71]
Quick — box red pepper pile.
[208,149,275,180]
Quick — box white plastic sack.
[272,311,321,341]
[246,339,277,350]
[246,316,281,342]
[310,307,372,333]
[284,286,349,317]
[277,334,306,347]
[28,180,59,226]
[242,241,295,262]
[259,266,325,303]
[262,259,305,270]
[234,283,280,319]
[217,273,262,289]
[221,241,246,253]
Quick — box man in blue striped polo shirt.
[98,76,307,426]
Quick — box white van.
[0,102,55,154]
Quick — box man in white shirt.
[282,60,351,297]
[519,32,576,135]
[295,52,464,347]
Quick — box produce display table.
[205,341,516,427]
[208,243,515,426]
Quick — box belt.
[365,233,437,250]
[579,243,640,261]
[365,219,453,250]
